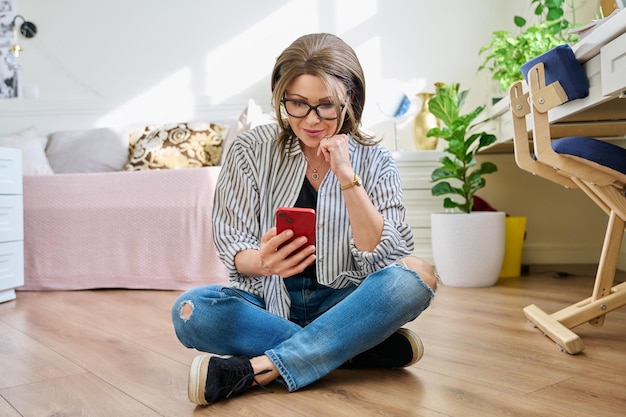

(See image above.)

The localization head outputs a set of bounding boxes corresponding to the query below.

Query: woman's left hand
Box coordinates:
[318,134,354,184]
[318,133,384,252]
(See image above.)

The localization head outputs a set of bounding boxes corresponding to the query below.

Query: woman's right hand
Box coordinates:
[259,227,316,278]
[234,227,316,278]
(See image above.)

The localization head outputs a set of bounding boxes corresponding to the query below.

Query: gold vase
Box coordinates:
[413,92,439,150]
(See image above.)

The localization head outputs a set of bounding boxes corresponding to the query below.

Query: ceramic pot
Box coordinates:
[431,211,505,287]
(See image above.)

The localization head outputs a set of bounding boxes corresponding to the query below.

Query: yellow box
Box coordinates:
[499,216,527,278]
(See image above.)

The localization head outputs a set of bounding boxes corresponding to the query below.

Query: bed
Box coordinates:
[22,166,228,291]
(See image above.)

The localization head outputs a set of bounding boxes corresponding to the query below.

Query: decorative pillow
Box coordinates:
[223,99,274,162]
[124,122,228,171]
[46,127,132,173]
[0,127,54,175]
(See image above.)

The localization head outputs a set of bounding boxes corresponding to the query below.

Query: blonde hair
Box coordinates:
[271,33,377,153]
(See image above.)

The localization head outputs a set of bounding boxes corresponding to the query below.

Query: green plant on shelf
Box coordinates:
[478,0,579,92]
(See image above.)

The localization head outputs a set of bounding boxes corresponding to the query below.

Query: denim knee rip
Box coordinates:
[177,300,195,322]
[393,260,438,298]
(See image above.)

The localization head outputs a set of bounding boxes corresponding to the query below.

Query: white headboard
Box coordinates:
[0,97,246,136]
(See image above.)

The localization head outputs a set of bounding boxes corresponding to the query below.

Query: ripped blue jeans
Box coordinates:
[171,262,436,392]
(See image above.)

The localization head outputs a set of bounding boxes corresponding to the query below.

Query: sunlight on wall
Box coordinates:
[335,0,376,32]
[98,1,332,126]
[98,67,196,127]
[96,0,418,135]
[358,35,429,151]
[203,2,322,104]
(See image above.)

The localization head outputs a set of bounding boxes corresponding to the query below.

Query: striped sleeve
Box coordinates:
[316,141,414,287]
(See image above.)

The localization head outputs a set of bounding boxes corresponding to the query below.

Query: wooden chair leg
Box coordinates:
[524,281,626,354]
[524,211,626,354]
[524,304,585,354]
[589,211,624,326]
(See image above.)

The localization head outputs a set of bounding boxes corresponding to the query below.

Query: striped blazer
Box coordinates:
[212,123,414,318]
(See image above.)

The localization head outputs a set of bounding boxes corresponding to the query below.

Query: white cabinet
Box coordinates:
[393,151,444,263]
[0,148,24,303]
[601,30,626,97]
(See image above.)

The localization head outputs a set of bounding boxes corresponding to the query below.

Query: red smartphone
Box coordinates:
[275,207,316,248]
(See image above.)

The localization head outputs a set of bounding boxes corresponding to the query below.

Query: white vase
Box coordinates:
[431,212,506,287]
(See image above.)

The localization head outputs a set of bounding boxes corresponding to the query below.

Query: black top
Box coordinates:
[294,177,317,279]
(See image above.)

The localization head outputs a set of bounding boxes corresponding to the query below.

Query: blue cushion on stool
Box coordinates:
[552,136,626,175]
[521,44,589,102]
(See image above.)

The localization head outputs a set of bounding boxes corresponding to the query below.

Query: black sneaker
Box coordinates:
[343,328,424,369]
[189,355,264,405]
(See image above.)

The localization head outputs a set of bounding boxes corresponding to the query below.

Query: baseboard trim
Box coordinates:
[524,242,625,268]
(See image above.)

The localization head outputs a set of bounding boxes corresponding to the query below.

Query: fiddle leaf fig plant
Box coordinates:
[427,83,497,213]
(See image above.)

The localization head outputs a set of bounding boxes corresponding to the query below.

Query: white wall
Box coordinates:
[7,1,599,138]
[6,0,524,136]
[5,0,621,269]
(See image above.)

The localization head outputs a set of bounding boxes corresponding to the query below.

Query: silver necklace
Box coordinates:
[304,155,325,181]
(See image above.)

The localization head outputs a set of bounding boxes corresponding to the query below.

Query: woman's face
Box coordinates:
[284,74,347,150]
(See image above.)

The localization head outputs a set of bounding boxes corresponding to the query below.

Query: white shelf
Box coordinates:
[393,151,444,263]
[0,148,24,303]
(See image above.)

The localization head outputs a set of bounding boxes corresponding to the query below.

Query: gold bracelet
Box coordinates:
[340,173,362,190]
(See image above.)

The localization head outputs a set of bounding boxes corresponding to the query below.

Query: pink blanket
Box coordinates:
[22,167,228,291]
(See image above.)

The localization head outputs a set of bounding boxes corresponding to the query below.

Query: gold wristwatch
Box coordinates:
[340,173,362,190]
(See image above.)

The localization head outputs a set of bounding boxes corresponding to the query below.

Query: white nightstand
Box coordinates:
[0,148,24,303]
[393,151,444,263]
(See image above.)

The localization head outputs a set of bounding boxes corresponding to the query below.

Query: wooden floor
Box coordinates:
[1,264,625,417]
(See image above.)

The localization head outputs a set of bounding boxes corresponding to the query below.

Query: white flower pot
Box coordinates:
[431,211,506,287]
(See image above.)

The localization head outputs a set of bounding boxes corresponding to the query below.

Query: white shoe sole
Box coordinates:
[397,328,424,367]
[188,355,211,405]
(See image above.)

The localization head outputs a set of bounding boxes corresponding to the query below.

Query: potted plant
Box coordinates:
[478,0,577,93]
[426,82,505,287]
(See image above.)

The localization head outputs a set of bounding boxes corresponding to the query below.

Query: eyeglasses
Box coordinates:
[281,98,345,120]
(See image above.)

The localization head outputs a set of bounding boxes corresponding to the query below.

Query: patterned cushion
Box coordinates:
[124,122,228,171]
